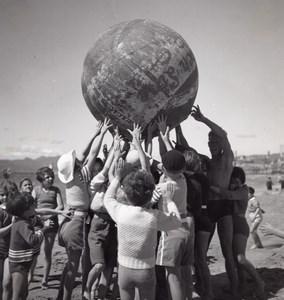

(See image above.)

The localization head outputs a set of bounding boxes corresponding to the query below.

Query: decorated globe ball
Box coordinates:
[82,19,198,138]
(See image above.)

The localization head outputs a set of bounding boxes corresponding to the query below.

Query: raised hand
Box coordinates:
[191,105,205,122]
[147,122,157,137]
[94,121,103,135]
[156,115,168,135]
[115,158,125,180]
[101,118,113,134]
[127,123,143,148]
[159,126,170,143]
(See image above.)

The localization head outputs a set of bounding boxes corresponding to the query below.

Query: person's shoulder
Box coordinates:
[34,185,41,193]
[51,186,61,193]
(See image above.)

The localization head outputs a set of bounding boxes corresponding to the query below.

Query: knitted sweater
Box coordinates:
[9,218,45,263]
[104,178,181,270]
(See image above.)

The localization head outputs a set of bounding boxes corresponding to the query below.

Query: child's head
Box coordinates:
[0,184,8,205]
[91,158,104,178]
[198,154,211,175]
[0,180,19,201]
[6,192,35,218]
[229,166,246,190]
[19,178,33,194]
[183,150,200,173]
[121,170,155,207]
[248,186,255,198]
[36,167,55,188]
[161,150,186,175]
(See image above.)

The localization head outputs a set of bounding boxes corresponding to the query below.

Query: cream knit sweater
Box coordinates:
[104,178,181,269]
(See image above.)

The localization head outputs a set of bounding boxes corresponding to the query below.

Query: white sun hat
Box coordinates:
[57,150,76,184]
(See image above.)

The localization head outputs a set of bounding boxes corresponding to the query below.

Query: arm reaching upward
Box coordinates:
[127,123,150,172]
[76,121,102,162]
[191,105,234,159]
[84,118,113,172]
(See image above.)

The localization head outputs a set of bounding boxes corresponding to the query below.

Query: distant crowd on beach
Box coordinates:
[1,105,284,300]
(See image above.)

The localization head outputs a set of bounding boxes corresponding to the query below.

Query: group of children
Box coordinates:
[0,106,268,300]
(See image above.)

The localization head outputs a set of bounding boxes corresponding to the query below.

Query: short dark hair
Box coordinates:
[6,192,34,217]
[36,167,54,183]
[122,170,155,207]
[162,150,185,173]
[231,167,246,184]
[248,186,255,195]
[0,180,19,197]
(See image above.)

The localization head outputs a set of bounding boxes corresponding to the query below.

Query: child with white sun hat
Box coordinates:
[56,118,112,300]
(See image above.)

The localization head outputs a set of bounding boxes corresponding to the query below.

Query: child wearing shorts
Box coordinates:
[56,118,112,300]
[155,150,194,300]
[84,141,120,300]
[6,193,50,300]
[104,158,181,300]
[32,167,63,289]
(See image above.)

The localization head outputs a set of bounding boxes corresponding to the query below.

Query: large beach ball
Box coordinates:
[82,19,198,139]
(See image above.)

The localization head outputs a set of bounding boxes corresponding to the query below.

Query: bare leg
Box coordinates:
[217,215,238,296]
[11,271,29,300]
[81,224,92,295]
[250,220,263,249]
[97,266,114,300]
[138,283,155,300]
[42,232,56,288]
[194,231,214,299]
[84,263,104,300]
[57,248,82,300]
[233,233,265,298]
[2,258,12,300]
[165,266,184,300]
[28,256,38,284]
[181,265,193,300]
[119,286,135,300]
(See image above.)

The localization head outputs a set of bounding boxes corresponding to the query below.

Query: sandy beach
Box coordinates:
[27,175,284,300]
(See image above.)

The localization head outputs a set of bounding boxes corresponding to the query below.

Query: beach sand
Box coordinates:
[27,176,284,300]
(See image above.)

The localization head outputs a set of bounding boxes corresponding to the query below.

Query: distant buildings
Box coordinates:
[235,152,284,174]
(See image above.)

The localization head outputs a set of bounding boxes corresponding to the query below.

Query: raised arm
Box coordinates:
[191,105,233,157]
[127,123,150,172]
[104,158,125,222]
[145,122,157,155]
[156,115,174,154]
[84,118,112,172]
[76,121,102,162]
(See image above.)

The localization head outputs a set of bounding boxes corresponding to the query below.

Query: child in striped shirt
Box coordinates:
[6,193,50,300]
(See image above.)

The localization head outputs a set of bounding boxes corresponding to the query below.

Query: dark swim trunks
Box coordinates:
[233,215,249,237]
[195,209,216,233]
[207,200,233,223]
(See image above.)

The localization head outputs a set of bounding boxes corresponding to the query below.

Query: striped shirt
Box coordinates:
[9,218,44,263]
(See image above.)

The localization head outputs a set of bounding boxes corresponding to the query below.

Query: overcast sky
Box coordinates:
[1,0,283,160]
